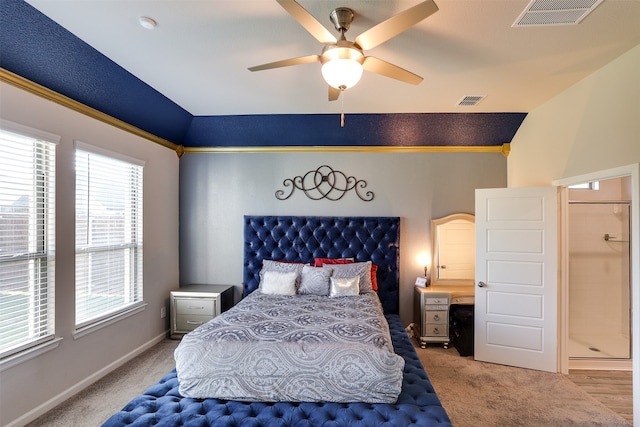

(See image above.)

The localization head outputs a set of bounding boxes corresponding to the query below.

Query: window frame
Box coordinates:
[73,141,145,335]
[0,119,58,363]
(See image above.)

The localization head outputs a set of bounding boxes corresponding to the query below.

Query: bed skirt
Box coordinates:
[102,315,452,426]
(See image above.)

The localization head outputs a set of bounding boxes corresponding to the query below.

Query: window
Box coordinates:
[0,121,57,358]
[75,142,144,329]
[569,181,600,190]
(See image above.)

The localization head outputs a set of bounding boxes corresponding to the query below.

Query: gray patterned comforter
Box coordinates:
[174,291,405,403]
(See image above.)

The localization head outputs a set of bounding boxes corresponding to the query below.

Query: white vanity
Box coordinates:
[413,213,476,350]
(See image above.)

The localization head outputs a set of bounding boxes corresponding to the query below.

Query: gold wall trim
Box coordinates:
[501,143,511,157]
[183,144,510,155]
[0,68,181,155]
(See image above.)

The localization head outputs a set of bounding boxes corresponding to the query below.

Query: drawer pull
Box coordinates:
[188,305,205,310]
[433,328,440,334]
[186,320,204,325]
[433,314,440,321]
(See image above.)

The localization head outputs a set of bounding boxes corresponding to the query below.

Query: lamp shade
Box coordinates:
[320,46,364,90]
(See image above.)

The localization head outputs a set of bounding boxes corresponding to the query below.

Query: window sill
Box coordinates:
[0,337,63,372]
[73,303,147,340]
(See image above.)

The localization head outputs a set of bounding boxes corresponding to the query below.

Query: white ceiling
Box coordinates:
[25,0,640,116]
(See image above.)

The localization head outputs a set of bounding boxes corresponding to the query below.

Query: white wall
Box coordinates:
[508,44,640,186]
[179,151,508,326]
[0,82,180,426]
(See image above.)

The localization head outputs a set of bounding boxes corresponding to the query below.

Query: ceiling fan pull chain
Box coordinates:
[340,86,345,127]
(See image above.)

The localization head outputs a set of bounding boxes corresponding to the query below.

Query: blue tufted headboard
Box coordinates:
[243,216,400,314]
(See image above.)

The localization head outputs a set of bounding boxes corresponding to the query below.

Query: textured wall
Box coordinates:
[178,150,507,325]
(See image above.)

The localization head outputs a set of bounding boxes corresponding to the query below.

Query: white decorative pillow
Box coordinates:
[329,276,360,297]
[259,260,305,288]
[298,265,333,296]
[325,261,373,293]
[260,271,297,295]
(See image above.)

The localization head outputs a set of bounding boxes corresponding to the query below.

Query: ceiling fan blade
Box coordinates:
[355,0,439,51]
[276,0,337,44]
[248,55,320,72]
[362,56,423,85]
[328,86,340,101]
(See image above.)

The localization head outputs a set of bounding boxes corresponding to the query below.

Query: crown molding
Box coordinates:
[0,68,181,155]
[182,144,510,155]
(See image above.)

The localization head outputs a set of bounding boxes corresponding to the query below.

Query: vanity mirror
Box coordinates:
[431,213,475,286]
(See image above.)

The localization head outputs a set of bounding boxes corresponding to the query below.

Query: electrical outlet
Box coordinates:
[160,307,166,319]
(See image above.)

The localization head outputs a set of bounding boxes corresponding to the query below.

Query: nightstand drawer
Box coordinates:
[175,314,212,332]
[424,324,448,337]
[175,298,215,315]
[424,310,448,323]
[426,297,448,305]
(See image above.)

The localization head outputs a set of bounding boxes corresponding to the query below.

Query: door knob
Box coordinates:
[477,281,486,287]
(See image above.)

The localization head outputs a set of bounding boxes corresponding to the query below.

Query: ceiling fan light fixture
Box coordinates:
[320,46,364,90]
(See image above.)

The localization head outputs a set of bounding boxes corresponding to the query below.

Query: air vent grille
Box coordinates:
[457,95,485,107]
[513,0,604,26]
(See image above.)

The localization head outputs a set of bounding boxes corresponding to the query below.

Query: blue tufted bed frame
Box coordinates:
[103,216,452,426]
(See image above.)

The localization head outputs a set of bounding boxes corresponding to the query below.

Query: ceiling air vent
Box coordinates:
[513,0,604,27]
[457,95,485,107]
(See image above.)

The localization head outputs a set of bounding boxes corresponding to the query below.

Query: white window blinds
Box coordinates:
[75,142,143,328]
[0,123,57,358]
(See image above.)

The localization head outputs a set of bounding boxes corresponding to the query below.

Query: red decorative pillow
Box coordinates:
[370,263,378,291]
[315,258,378,292]
[313,258,354,268]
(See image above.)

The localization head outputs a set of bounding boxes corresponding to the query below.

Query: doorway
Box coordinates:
[554,164,639,426]
[568,198,631,361]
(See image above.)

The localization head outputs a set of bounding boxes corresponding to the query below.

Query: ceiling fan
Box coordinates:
[248,0,439,101]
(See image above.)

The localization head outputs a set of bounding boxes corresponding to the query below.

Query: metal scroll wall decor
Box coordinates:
[275,165,374,202]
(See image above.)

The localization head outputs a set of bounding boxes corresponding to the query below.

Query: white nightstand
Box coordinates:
[170,284,234,339]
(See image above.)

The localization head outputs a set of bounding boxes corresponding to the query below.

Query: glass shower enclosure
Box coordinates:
[568,202,631,359]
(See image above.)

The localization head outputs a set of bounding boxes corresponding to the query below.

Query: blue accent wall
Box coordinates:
[185,113,527,147]
[1,0,526,148]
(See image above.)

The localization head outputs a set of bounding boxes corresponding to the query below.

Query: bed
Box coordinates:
[102,216,452,426]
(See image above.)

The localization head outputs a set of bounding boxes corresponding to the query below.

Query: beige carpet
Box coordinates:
[28,338,631,426]
[417,343,632,427]
[27,339,180,427]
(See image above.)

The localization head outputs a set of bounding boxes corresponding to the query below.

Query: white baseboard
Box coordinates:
[5,331,168,427]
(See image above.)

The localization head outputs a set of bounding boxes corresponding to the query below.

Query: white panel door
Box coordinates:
[475,187,558,372]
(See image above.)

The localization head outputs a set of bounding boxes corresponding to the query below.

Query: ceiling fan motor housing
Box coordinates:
[329,7,354,32]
